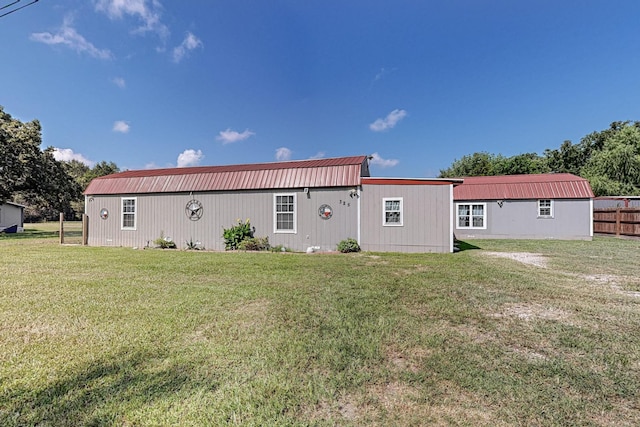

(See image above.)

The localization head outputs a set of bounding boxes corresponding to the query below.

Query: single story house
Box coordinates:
[84,156,462,253]
[453,173,594,240]
[0,202,25,232]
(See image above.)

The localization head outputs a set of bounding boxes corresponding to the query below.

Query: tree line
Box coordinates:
[439,121,640,196]
[1,106,118,222]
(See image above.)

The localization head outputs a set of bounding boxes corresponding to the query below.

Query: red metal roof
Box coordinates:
[85,156,369,195]
[362,178,463,186]
[454,173,594,200]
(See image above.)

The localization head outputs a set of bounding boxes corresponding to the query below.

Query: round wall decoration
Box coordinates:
[185,199,203,221]
[318,204,333,219]
[100,208,109,220]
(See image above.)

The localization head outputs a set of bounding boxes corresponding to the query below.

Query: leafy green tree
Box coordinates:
[544,140,586,174]
[580,125,640,196]
[494,153,550,175]
[64,160,119,218]
[439,152,501,177]
[0,106,44,204]
[439,152,549,177]
[1,106,84,220]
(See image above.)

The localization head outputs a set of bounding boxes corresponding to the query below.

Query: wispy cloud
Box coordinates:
[177,149,204,167]
[372,67,397,83]
[95,0,169,38]
[309,152,326,159]
[52,148,95,166]
[30,16,113,60]
[275,147,292,161]
[112,121,130,133]
[369,152,399,168]
[112,77,126,88]
[216,128,255,144]
[369,109,407,132]
[172,32,203,63]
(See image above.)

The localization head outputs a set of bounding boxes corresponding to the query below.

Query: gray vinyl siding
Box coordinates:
[0,203,23,228]
[86,187,358,251]
[359,184,453,253]
[454,199,592,240]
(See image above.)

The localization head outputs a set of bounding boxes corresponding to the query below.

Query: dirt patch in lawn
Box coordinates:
[491,302,569,322]
[483,252,548,268]
[579,274,640,298]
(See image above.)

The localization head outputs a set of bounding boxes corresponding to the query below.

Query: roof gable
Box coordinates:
[85,156,369,195]
[454,173,594,200]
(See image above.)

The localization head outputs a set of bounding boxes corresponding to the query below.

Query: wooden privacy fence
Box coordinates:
[593,208,640,237]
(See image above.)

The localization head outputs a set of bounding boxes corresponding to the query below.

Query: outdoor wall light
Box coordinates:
[497,200,504,208]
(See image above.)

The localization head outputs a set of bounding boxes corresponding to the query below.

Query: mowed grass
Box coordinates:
[1,226,639,426]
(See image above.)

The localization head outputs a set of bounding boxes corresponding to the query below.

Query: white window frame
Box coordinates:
[121,197,137,230]
[538,199,554,218]
[456,203,487,229]
[383,197,403,227]
[274,193,297,234]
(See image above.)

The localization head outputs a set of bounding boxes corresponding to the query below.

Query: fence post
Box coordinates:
[59,212,64,244]
[615,208,621,236]
[82,214,88,246]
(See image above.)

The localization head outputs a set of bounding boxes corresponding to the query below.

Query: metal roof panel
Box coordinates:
[454,173,594,200]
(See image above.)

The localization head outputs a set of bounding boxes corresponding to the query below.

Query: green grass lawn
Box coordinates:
[1,226,639,426]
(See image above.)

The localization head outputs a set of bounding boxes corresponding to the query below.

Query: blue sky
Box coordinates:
[2,1,640,177]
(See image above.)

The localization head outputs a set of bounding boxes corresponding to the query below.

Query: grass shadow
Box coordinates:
[0,348,200,426]
[455,240,482,251]
[0,229,59,240]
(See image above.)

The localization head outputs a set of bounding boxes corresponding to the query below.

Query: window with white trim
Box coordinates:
[383,198,403,226]
[456,203,486,229]
[121,197,137,230]
[274,193,296,233]
[538,199,553,218]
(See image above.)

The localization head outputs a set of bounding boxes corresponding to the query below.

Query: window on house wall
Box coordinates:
[538,199,553,218]
[383,198,403,226]
[121,197,137,230]
[457,203,486,229]
[274,193,296,233]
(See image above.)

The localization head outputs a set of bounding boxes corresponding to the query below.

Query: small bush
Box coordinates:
[154,231,176,249]
[270,244,289,253]
[185,238,204,250]
[223,219,253,250]
[238,236,270,251]
[337,238,360,253]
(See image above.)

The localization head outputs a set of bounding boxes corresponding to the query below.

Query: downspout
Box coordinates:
[449,184,454,253]
[357,186,361,245]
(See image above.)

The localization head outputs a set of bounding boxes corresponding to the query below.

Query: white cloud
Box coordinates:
[177,149,204,167]
[369,109,407,132]
[275,147,292,161]
[112,121,130,133]
[372,67,398,84]
[172,32,203,63]
[112,77,126,88]
[216,128,255,144]
[30,16,113,59]
[51,148,95,166]
[95,0,169,38]
[369,152,399,168]
[309,152,326,159]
